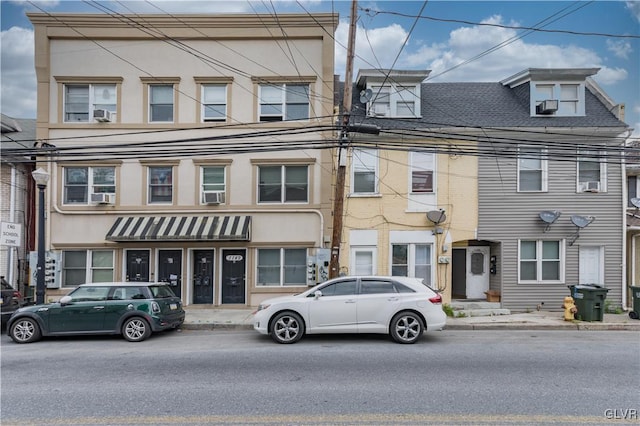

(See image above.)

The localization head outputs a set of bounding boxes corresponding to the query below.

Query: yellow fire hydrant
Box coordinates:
[562,296,578,321]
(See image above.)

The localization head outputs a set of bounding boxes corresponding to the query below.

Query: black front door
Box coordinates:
[221,249,246,304]
[192,250,214,304]
[452,248,466,299]
[126,250,150,282]
[158,250,182,299]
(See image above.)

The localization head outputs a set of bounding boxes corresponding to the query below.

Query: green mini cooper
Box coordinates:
[7,282,185,343]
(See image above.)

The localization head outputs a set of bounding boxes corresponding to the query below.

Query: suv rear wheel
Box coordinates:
[390,311,424,344]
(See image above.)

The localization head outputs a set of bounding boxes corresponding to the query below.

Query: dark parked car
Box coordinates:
[7,282,185,343]
[1,277,24,328]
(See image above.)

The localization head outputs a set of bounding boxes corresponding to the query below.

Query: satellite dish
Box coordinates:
[359,88,373,103]
[539,210,561,224]
[631,198,640,208]
[570,215,594,228]
[426,210,447,225]
[539,210,561,232]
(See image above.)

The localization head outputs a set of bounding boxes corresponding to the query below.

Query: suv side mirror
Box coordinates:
[59,295,72,305]
[313,290,322,299]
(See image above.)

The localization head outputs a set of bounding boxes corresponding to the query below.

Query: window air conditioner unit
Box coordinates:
[203,191,225,205]
[536,100,558,115]
[93,109,113,122]
[583,181,600,193]
[369,104,389,117]
[90,193,115,204]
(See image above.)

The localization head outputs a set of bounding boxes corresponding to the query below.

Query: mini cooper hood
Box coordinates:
[15,301,60,313]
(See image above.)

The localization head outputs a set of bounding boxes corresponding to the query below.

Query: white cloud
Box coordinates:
[376,15,630,87]
[336,20,410,78]
[627,1,640,22]
[607,39,632,59]
[1,26,36,119]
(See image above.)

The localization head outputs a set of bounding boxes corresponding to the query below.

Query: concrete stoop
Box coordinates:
[450,300,511,318]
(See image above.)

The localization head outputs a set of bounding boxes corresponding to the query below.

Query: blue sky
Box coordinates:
[1,0,639,136]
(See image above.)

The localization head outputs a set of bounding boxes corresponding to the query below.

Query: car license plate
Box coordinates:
[170,303,177,310]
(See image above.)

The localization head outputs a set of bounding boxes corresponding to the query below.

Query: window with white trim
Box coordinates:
[200,166,226,203]
[148,166,173,204]
[256,248,307,286]
[202,84,227,122]
[258,165,308,203]
[411,151,435,193]
[351,247,376,275]
[368,84,420,118]
[62,250,114,287]
[518,146,547,192]
[532,82,584,116]
[577,150,606,193]
[259,84,310,121]
[149,84,174,122]
[391,243,432,285]
[519,240,563,283]
[351,148,378,194]
[64,84,116,122]
[64,166,115,204]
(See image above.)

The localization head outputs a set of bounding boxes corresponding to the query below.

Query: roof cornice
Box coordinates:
[501,68,600,88]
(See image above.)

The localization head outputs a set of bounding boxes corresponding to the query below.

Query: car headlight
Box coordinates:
[256,303,270,312]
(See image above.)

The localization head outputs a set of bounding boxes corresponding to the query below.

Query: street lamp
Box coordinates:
[31,167,49,304]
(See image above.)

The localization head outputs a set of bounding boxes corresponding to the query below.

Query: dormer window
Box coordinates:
[356,69,429,119]
[533,82,584,116]
[367,84,419,118]
[501,68,598,118]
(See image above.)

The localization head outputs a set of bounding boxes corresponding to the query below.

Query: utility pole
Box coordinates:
[329,0,358,279]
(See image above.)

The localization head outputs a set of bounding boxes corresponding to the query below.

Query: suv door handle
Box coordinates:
[93,306,105,310]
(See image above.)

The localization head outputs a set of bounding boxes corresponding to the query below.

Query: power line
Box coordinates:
[362,6,640,39]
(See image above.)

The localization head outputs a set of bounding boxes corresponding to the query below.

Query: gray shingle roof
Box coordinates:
[348,81,628,130]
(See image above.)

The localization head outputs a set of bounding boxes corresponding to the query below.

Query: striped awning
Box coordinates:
[106,215,251,241]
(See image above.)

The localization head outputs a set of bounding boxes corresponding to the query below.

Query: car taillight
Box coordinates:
[429,294,442,304]
[151,301,160,313]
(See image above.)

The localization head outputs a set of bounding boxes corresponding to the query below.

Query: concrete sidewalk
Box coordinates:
[181,307,640,331]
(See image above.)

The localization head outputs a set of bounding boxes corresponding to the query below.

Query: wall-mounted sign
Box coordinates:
[0,222,22,247]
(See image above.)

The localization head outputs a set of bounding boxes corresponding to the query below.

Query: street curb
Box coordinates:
[444,323,640,331]
[181,323,254,331]
[178,323,640,332]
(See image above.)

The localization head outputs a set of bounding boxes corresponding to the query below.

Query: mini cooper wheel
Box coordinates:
[270,311,304,344]
[390,312,424,344]
[122,317,151,342]
[9,317,41,344]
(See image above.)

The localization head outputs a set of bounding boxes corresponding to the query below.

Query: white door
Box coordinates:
[466,247,490,299]
[579,246,603,285]
[307,279,358,332]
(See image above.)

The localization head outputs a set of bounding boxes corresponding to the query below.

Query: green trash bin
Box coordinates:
[568,284,609,322]
[629,286,640,320]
